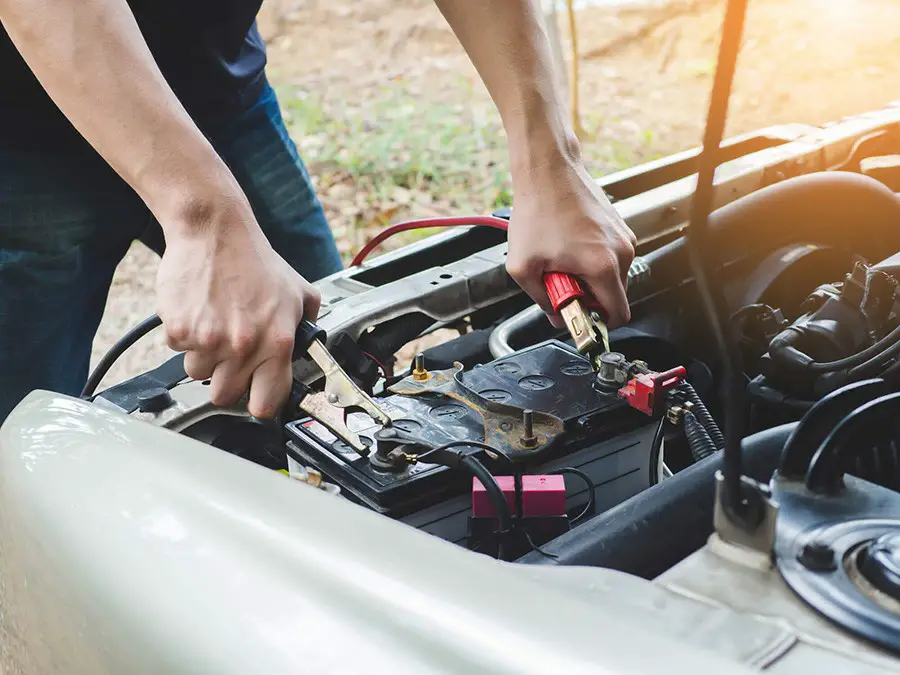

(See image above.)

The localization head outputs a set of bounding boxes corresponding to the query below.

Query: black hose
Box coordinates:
[459,454,513,560]
[81,313,163,398]
[848,335,900,378]
[680,382,725,451]
[683,410,718,461]
[807,324,900,373]
[684,0,753,525]
[879,359,900,383]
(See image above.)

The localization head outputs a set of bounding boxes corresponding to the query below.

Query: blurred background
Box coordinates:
[92,0,900,387]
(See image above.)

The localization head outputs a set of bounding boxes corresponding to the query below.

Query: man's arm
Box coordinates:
[435,0,636,327]
[1,0,316,418]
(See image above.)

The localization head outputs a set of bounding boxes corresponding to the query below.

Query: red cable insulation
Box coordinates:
[349,216,509,267]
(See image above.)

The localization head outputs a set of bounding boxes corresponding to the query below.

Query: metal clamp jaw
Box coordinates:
[544,272,610,365]
[292,319,391,456]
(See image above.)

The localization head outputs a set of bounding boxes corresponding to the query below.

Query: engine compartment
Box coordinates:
[0,94,896,675]
[90,105,900,572]
[68,104,900,667]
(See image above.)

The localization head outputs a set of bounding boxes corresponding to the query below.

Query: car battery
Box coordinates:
[284,340,658,537]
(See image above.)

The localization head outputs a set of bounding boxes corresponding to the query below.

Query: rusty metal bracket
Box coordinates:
[388,363,565,461]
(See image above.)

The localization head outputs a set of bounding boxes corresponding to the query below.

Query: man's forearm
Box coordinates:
[0,0,243,233]
[434,0,580,186]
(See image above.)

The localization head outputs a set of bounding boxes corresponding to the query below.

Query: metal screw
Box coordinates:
[327,393,339,404]
[520,409,537,448]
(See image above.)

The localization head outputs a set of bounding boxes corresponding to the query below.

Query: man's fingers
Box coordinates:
[517,273,566,328]
[585,262,631,329]
[302,286,322,321]
[162,318,191,353]
[546,312,565,330]
[208,357,253,409]
[506,257,555,315]
[184,350,217,382]
[247,356,293,420]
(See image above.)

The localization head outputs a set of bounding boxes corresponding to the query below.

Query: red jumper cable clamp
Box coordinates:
[543,272,610,360]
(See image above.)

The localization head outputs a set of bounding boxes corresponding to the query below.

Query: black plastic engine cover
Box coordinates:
[285,341,653,519]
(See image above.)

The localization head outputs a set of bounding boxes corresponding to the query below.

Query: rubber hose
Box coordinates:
[680,382,725,451]
[848,335,900,378]
[807,324,900,373]
[683,410,719,461]
[879,359,900,383]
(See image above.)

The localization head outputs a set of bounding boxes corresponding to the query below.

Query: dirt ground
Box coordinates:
[90,0,900,389]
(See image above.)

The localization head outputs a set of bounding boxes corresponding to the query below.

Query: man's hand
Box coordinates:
[435,0,636,327]
[506,156,636,329]
[1,0,317,417]
[156,199,319,420]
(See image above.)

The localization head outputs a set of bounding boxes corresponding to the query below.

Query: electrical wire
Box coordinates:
[350,216,509,267]
[650,417,666,480]
[683,0,752,525]
[548,467,596,525]
[361,350,391,383]
[459,454,513,561]
[81,313,163,398]
[523,529,560,560]
[414,439,507,464]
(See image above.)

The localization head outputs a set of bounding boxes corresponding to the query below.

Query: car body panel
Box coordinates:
[0,391,752,674]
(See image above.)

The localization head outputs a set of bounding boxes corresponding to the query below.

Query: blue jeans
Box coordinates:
[0,81,342,422]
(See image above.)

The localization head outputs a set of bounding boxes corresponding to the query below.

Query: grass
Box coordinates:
[281,82,510,197]
[277,79,663,259]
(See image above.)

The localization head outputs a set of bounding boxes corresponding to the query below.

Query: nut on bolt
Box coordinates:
[412,352,430,382]
[520,409,538,448]
[666,405,683,425]
[798,541,837,572]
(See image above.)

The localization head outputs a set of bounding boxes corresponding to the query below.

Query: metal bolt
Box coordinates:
[520,409,537,448]
[327,393,339,404]
[597,352,627,387]
[798,541,837,572]
[413,352,430,382]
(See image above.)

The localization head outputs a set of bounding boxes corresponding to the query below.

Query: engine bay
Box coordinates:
[82,101,900,663]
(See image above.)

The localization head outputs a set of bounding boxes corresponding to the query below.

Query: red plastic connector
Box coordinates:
[520,475,567,517]
[618,366,687,416]
[472,475,567,518]
[544,272,586,312]
[472,476,516,517]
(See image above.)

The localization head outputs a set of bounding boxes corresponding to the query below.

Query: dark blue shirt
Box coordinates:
[0,0,267,148]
